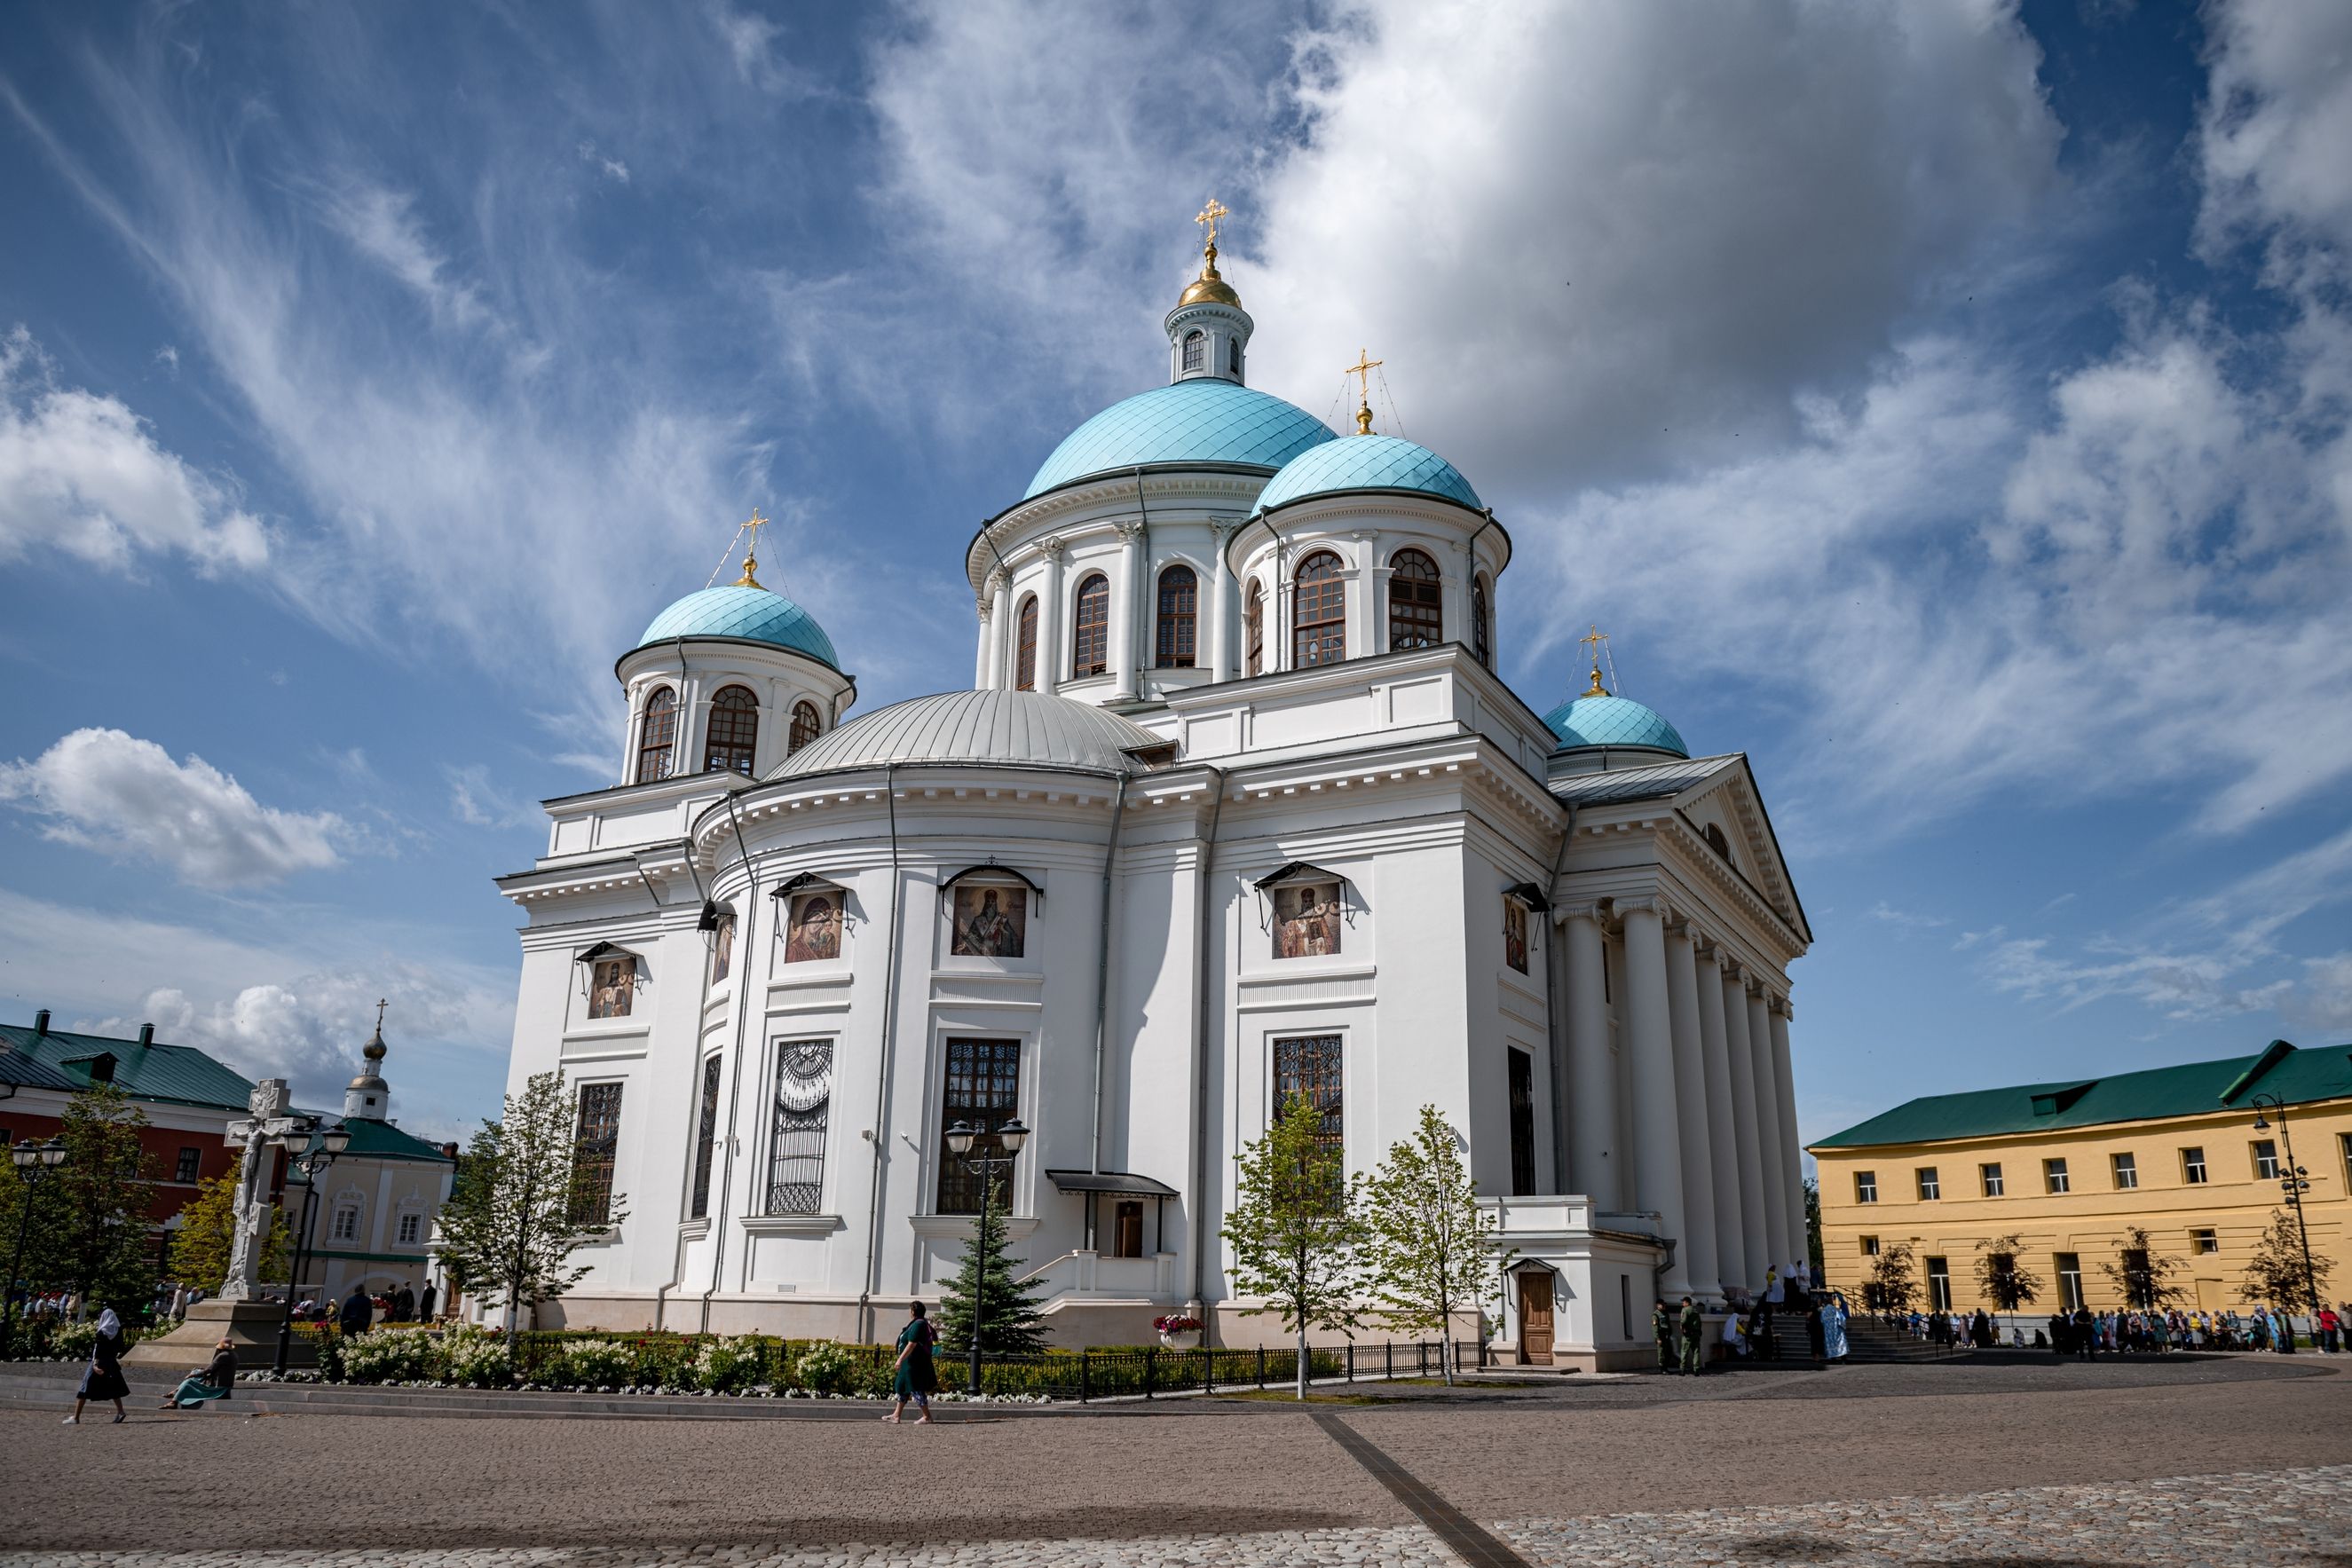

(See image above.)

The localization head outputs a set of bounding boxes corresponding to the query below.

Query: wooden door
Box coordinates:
[1518,1272,1554,1365]
[1113,1201,1144,1258]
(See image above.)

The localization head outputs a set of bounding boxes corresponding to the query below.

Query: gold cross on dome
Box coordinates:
[1195,196,1229,250]
[735,509,768,588]
[1580,625,1611,697]
[374,998,388,1028]
[1346,348,1384,435]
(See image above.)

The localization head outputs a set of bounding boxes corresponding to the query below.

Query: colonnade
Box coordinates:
[1557,897,1802,1300]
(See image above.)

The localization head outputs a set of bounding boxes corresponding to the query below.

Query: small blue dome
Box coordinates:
[1543,694,1688,756]
[1026,380,1337,499]
[1257,434,1482,515]
[638,585,839,669]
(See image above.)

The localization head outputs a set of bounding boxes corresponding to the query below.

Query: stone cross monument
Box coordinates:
[218,1078,304,1304]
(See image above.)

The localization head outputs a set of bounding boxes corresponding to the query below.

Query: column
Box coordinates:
[1771,997,1805,1272]
[1208,524,1235,683]
[1662,918,1721,1301]
[1113,521,1144,699]
[1618,901,1690,1296]
[1038,539,1065,697]
[1747,983,1792,1277]
[991,571,1013,689]
[972,595,992,689]
[1562,907,1617,1209]
[1719,960,1769,1287]
[1693,942,1748,1293]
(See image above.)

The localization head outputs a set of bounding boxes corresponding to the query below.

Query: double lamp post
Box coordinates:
[3,1137,70,1359]
[2248,1091,2324,1326]
[942,1116,1027,1397]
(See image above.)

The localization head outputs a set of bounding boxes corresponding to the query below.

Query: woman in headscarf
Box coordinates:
[160,1336,241,1410]
[1820,1290,1851,1362]
[67,1307,130,1424]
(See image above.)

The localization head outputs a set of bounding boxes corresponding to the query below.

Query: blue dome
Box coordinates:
[638,585,839,669]
[1257,434,1482,515]
[1025,380,1338,499]
[1543,694,1688,756]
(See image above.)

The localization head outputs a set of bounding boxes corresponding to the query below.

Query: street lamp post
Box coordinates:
[942,1117,1028,1397]
[2251,1093,2323,1335]
[272,1121,352,1375]
[2,1138,69,1359]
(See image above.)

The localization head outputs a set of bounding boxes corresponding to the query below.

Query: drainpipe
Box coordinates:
[1543,803,1580,1196]
[1088,772,1133,1173]
[856,763,905,1343]
[1186,767,1230,1313]
[698,792,763,1332]
[1133,468,1151,692]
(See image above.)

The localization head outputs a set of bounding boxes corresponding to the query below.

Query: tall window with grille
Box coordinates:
[1070,573,1109,678]
[702,684,759,773]
[1292,550,1346,666]
[1243,580,1264,674]
[1014,595,1038,689]
[937,1037,1021,1214]
[1507,1047,1535,1196]
[635,686,678,783]
[688,1054,722,1219]
[569,1082,624,1225]
[768,1042,833,1215]
[1156,563,1197,667]
[1387,548,1442,650]
[788,700,822,754]
[1272,1034,1343,1155]
[1471,577,1492,667]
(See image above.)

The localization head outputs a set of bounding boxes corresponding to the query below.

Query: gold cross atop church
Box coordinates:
[735,509,769,588]
[1346,348,1384,435]
[1581,625,1611,697]
[1195,196,1229,251]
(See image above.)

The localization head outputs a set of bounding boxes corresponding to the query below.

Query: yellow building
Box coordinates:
[1809,1040,2349,1315]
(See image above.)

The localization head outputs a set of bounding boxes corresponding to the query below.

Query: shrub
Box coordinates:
[339,1328,441,1385]
[552,1337,638,1389]
[691,1335,764,1392]
[794,1341,854,1394]
[442,1327,514,1388]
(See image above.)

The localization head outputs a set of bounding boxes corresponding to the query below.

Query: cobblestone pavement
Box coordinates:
[5,1359,2347,1564]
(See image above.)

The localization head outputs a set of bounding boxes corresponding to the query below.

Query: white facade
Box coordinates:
[493,260,1812,1369]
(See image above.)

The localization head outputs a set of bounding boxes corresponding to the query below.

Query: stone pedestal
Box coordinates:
[124,1297,295,1368]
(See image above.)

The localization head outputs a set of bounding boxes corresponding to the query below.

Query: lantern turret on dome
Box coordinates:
[343,1000,392,1122]
[1164,197,1253,387]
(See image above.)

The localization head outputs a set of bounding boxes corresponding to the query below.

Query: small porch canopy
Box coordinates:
[1046,1170,1178,1254]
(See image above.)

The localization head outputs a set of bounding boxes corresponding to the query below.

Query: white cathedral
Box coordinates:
[494,219,1813,1370]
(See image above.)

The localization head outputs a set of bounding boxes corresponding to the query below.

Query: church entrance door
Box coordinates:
[1112,1201,1144,1259]
[1517,1272,1554,1365]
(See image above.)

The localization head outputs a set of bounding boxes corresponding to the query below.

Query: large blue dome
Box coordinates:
[638,585,839,670]
[1543,694,1688,756]
[1257,434,1482,515]
[1025,380,1338,499]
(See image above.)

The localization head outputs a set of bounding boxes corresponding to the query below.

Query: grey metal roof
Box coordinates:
[1046,1169,1180,1197]
[1546,752,1740,807]
[770,689,1162,780]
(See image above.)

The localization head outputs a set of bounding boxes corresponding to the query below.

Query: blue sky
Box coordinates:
[1,1,2347,1148]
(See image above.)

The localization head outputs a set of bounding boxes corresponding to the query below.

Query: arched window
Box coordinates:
[635,686,678,784]
[702,684,759,774]
[1182,329,1205,374]
[1292,550,1346,667]
[1156,563,1197,668]
[788,700,822,754]
[1472,578,1493,668]
[1227,338,1242,377]
[1388,548,1442,651]
[1703,823,1732,863]
[1014,594,1038,689]
[1070,571,1109,678]
[1244,579,1264,675]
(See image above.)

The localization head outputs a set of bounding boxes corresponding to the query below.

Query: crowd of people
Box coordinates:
[1656,1262,1852,1373]
[2040,1303,2345,1356]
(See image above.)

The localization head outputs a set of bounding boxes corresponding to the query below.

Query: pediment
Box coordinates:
[1673,760,1809,947]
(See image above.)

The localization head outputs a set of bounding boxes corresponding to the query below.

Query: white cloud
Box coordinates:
[576,140,629,185]
[443,762,539,831]
[1867,902,1948,933]
[0,325,267,572]
[0,729,346,887]
[2198,2,2352,280]
[315,182,494,333]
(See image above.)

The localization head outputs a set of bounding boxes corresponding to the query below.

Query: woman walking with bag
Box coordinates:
[67,1307,130,1424]
[886,1301,937,1424]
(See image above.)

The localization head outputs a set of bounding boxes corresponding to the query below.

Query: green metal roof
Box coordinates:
[0,1023,256,1111]
[289,1112,454,1164]
[1811,1040,2352,1150]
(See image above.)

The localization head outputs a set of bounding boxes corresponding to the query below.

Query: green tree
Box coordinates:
[163,1171,291,1294]
[1361,1105,1508,1385]
[1803,1177,1825,1279]
[1973,1233,2041,1312]
[2098,1225,2187,1311]
[432,1071,622,1344]
[935,1172,1050,1356]
[1222,1092,1369,1399]
[2239,1208,2332,1312]
[1861,1240,1919,1316]
[0,1083,159,1316]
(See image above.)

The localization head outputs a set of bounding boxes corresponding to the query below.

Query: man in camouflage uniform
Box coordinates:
[1653,1299,1677,1372]
[1679,1296,1705,1375]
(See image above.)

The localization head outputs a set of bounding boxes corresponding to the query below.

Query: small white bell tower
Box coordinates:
[1165,196,1253,385]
